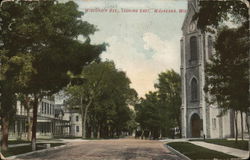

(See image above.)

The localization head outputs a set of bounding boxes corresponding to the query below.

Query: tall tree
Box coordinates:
[194,0,249,142]
[0,50,34,151]
[135,92,162,139]
[65,61,137,139]
[0,0,106,151]
[204,26,249,142]
[135,70,181,139]
[155,70,182,137]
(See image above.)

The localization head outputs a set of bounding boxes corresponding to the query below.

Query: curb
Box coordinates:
[165,144,191,160]
[6,144,67,159]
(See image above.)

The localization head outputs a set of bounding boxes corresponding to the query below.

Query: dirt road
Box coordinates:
[16,139,180,160]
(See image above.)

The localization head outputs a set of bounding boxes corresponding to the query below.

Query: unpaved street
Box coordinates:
[16,139,180,160]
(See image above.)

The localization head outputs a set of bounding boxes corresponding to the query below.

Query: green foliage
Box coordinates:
[65,61,137,138]
[0,0,106,96]
[205,26,249,114]
[135,70,181,138]
[135,92,162,138]
[194,0,248,33]
[0,0,106,150]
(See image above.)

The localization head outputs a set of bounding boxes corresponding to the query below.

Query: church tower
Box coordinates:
[181,0,248,139]
[180,0,210,138]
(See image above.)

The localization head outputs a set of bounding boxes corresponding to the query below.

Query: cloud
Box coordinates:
[101,32,180,97]
[143,32,180,72]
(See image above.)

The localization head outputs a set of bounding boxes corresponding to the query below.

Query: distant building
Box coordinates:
[58,104,82,137]
[181,0,248,138]
[6,97,76,139]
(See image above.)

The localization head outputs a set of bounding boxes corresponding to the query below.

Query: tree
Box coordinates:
[0,0,106,151]
[0,50,34,151]
[17,94,33,141]
[135,92,162,139]
[135,70,181,139]
[204,26,249,142]
[65,61,137,139]
[194,0,249,142]
[155,70,182,137]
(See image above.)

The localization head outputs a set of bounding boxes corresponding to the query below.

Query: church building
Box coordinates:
[180,0,248,138]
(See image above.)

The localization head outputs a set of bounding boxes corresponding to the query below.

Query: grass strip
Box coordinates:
[2,143,65,157]
[203,139,249,151]
[168,142,236,160]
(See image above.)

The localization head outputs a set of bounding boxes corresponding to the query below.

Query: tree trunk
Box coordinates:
[234,111,238,143]
[245,114,249,134]
[97,125,101,139]
[240,111,244,140]
[27,108,32,141]
[1,117,9,151]
[91,127,94,139]
[141,130,144,139]
[159,128,162,139]
[31,95,38,151]
[148,131,151,140]
[82,98,93,139]
[178,119,182,138]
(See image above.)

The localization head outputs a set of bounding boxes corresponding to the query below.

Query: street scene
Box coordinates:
[0,0,249,160]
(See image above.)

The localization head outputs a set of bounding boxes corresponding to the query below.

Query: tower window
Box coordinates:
[208,35,213,58]
[190,36,198,61]
[191,78,198,101]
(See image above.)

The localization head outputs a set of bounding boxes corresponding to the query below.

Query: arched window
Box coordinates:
[191,78,198,101]
[208,35,213,58]
[190,36,198,60]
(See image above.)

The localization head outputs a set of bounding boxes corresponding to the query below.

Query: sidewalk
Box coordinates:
[189,141,249,159]
[8,143,30,148]
[8,139,63,148]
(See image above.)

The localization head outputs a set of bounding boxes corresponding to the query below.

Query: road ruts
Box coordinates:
[15,139,181,160]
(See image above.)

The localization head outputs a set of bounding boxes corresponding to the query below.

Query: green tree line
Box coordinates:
[194,0,249,142]
[64,61,138,139]
[0,0,106,153]
[135,70,181,139]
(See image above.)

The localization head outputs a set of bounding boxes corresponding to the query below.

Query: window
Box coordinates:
[47,104,49,114]
[44,103,46,114]
[50,104,52,115]
[76,116,79,122]
[46,103,49,114]
[76,126,79,132]
[191,78,198,101]
[41,102,44,114]
[208,35,213,58]
[51,105,53,115]
[212,118,217,130]
[190,36,198,61]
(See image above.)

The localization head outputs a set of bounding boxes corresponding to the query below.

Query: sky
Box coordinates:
[74,0,187,98]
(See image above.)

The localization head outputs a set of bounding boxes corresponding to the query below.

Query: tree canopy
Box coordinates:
[65,61,138,138]
[0,0,106,151]
[135,70,181,139]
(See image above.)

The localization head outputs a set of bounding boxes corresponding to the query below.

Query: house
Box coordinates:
[7,96,71,139]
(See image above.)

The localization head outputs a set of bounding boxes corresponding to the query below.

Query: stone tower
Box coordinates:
[180,0,210,138]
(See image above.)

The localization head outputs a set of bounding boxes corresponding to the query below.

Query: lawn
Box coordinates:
[189,139,249,151]
[2,143,65,157]
[204,139,249,151]
[8,140,30,145]
[167,142,236,160]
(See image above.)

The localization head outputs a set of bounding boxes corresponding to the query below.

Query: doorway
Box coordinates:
[191,113,201,138]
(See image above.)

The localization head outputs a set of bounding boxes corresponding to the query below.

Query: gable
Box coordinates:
[181,1,198,33]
